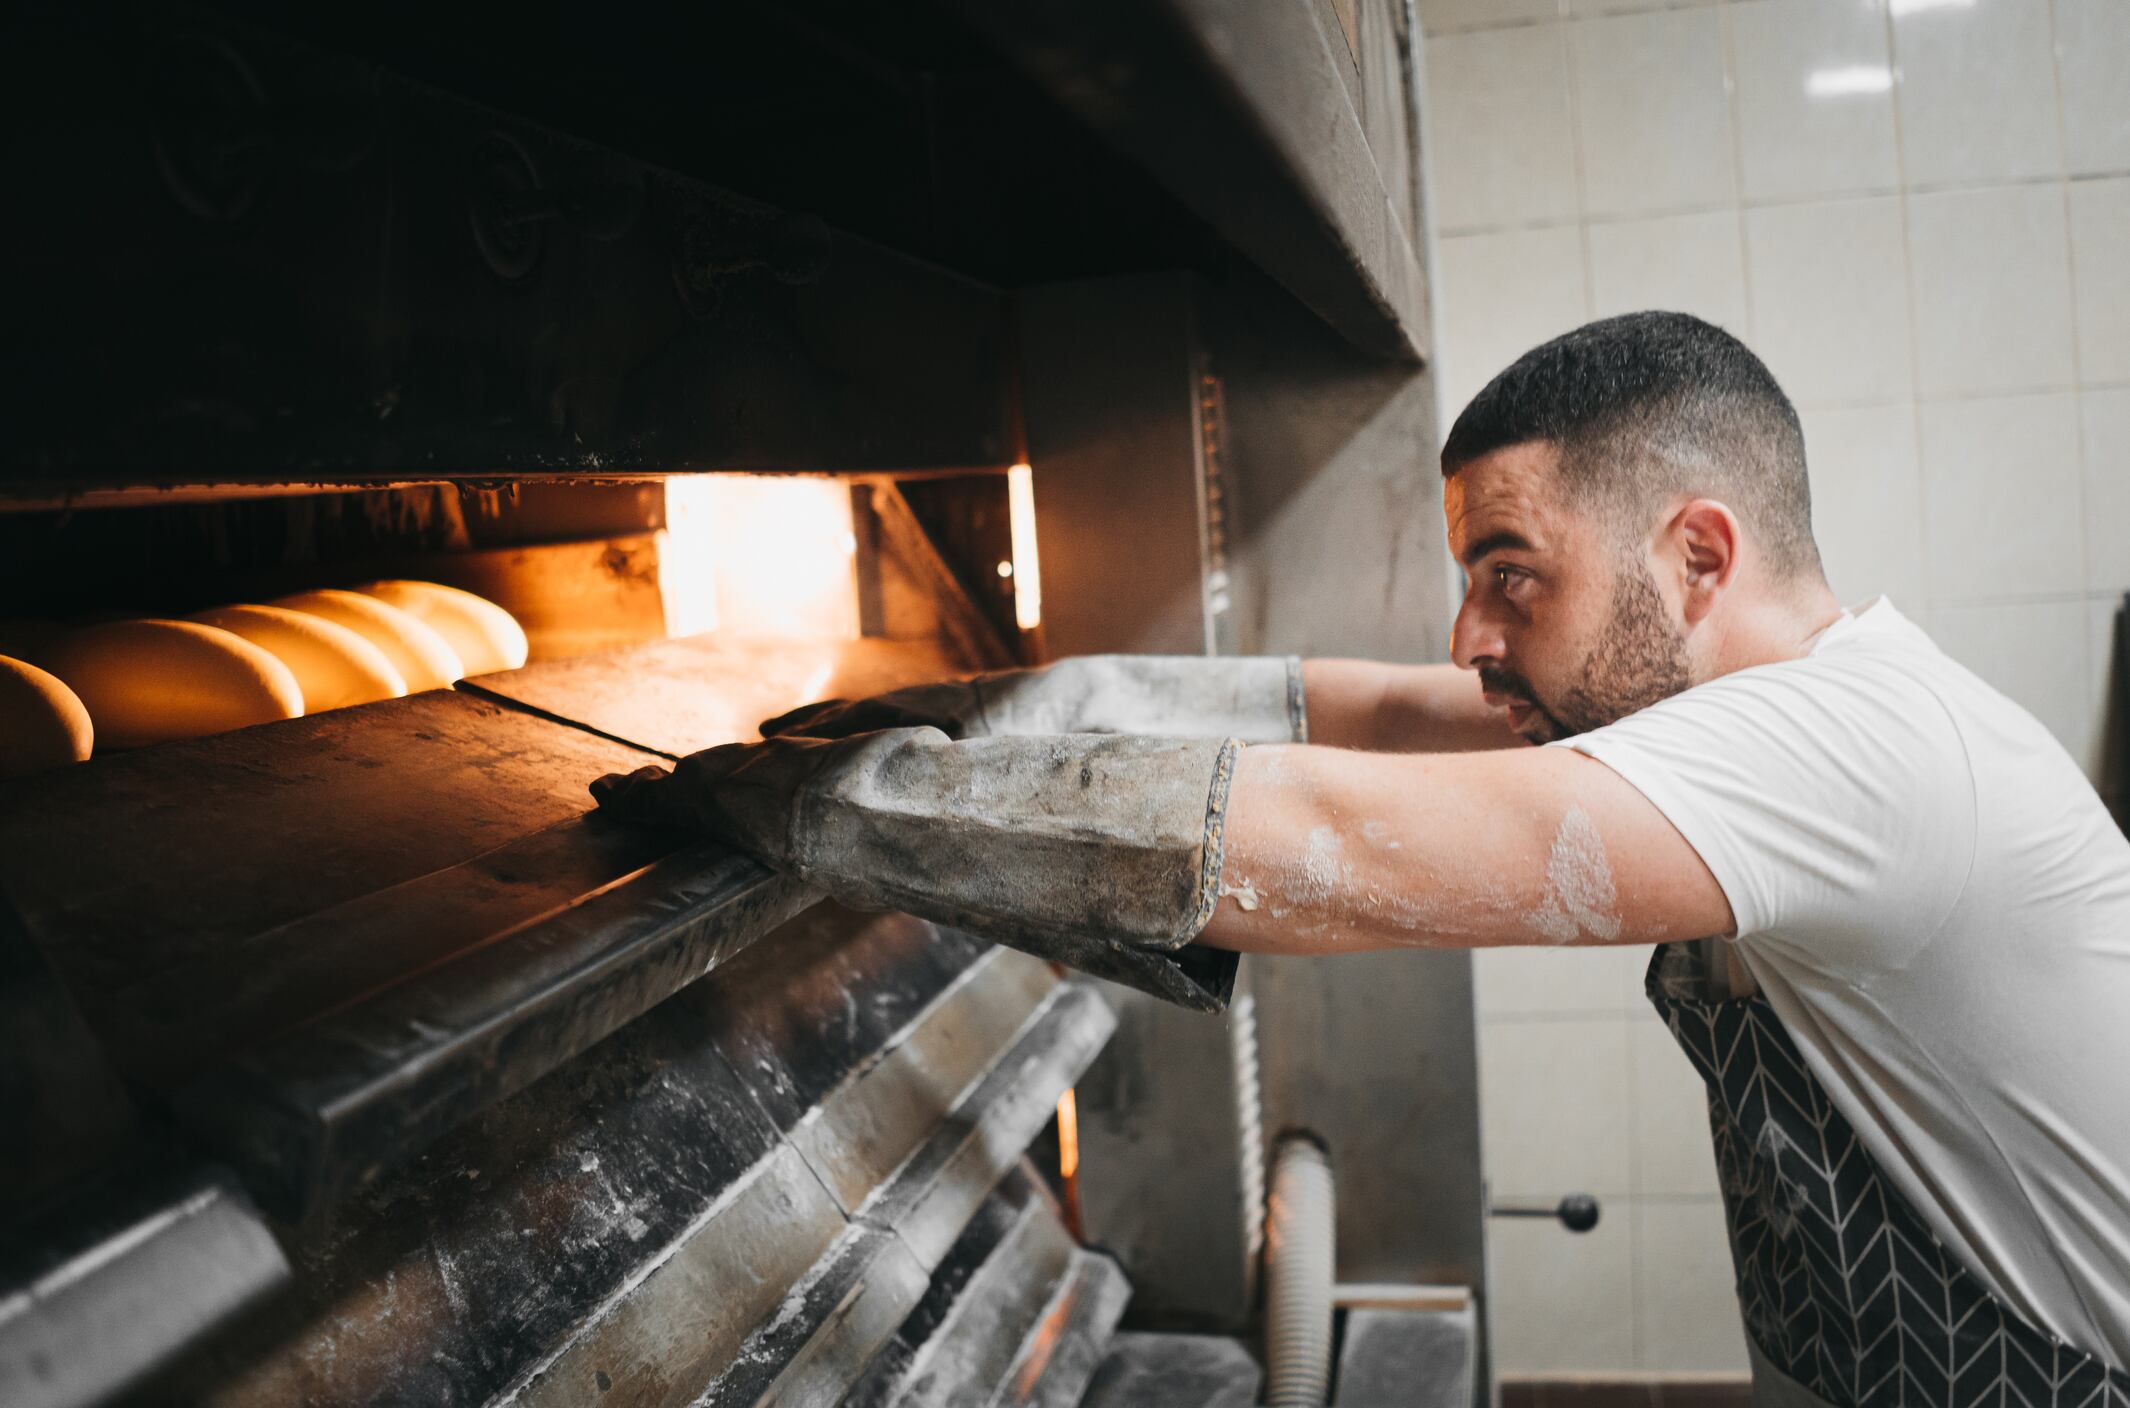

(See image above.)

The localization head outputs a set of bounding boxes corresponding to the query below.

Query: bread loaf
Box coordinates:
[41,621,304,748]
[352,580,529,676]
[0,654,94,776]
[191,604,408,711]
[271,590,463,692]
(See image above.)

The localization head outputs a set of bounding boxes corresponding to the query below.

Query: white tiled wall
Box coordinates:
[1418,0,2130,1377]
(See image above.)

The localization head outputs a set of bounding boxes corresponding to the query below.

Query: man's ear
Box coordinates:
[1665,499,1741,626]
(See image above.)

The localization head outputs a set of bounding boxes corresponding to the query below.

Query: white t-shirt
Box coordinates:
[1557,597,2130,1368]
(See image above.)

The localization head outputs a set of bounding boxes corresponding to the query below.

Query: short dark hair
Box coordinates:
[1441,312,1821,579]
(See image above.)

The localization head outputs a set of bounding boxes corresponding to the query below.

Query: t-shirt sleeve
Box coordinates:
[1550,655,1977,970]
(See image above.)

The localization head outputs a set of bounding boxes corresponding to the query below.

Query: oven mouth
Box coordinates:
[1,468,1035,766]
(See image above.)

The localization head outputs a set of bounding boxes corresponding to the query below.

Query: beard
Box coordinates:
[1480,560,1692,743]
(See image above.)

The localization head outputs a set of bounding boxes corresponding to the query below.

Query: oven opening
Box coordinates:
[0,469,1035,771]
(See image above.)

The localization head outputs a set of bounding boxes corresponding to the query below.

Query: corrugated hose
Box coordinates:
[1263,1132,1336,1407]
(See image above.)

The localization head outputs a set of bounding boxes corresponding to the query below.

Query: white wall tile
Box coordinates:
[1908,185,2076,397]
[1436,226,1590,419]
[1419,0,1561,35]
[1632,1017,1721,1197]
[1730,0,1901,203]
[1573,9,1736,218]
[2056,0,2130,176]
[2087,596,2120,786]
[1426,25,1580,232]
[2069,179,2130,386]
[1479,1017,1634,1198]
[1588,210,1749,330]
[1802,403,1929,610]
[1745,197,1914,406]
[1892,0,2062,186]
[1930,599,2093,766]
[1474,944,1651,1018]
[1920,393,2083,600]
[1570,0,1689,15]
[1488,1206,1636,1372]
[2081,388,2130,593]
[1634,1200,1750,1373]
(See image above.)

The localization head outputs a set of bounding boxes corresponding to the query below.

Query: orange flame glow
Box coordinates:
[1056,1086,1080,1181]
[659,476,859,640]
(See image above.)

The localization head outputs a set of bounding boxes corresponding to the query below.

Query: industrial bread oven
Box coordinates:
[1,3,1487,1404]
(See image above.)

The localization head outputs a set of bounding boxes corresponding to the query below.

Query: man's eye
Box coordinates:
[1493,564,1523,591]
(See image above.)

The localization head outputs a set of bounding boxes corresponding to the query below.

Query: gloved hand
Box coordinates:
[592,728,1246,1011]
[758,654,1307,744]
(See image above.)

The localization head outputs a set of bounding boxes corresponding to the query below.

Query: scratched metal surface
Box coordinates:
[0,1157,290,1408]
[842,1167,1130,1408]
[1077,1332,1263,1408]
[133,922,804,1408]
[125,908,1113,1408]
[172,833,816,1220]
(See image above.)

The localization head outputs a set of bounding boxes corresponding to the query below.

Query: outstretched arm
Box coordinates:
[1199,742,1732,954]
[1300,659,1522,753]
[589,724,1728,1007]
[763,653,1517,755]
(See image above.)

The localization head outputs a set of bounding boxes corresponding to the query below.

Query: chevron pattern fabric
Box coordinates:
[1646,944,2129,1408]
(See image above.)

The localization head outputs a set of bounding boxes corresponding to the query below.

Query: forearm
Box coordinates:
[1200,744,1525,954]
[1300,659,1522,754]
[1197,743,1731,955]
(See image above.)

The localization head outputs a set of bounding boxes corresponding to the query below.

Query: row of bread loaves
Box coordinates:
[0,581,526,776]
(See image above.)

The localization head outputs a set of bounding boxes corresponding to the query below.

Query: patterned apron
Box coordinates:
[1646,941,2130,1408]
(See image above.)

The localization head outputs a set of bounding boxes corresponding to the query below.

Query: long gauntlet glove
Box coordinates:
[593,729,1243,1011]
[759,654,1307,745]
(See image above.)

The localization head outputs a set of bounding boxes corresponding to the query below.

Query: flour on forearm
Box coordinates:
[1523,804,1621,944]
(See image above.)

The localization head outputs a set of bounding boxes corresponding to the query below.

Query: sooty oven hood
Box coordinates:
[2,2,1459,1405]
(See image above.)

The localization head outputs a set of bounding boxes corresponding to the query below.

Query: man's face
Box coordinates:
[1444,441,1691,743]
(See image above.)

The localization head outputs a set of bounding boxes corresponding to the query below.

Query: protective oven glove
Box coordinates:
[591,729,1245,1012]
[758,654,1307,746]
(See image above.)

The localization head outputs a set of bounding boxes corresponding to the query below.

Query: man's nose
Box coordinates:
[1451,593,1504,672]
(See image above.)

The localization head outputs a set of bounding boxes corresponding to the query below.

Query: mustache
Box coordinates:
[1478,667,1536,706]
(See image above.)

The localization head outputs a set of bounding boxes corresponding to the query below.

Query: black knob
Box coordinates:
[1488,1193,1601,1233]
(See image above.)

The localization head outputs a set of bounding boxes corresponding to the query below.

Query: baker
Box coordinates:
[594,312,2130,1404]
